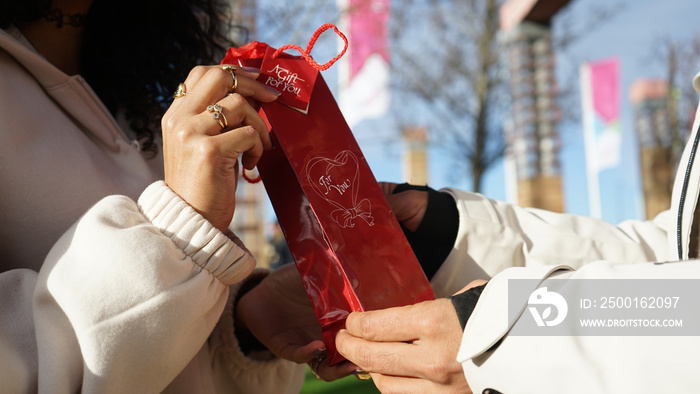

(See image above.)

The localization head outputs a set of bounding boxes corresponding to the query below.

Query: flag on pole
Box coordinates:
[581,58,622,172]
[580,57,621,218]
[337,0,390,128]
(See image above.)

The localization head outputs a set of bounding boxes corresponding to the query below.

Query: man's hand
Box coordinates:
[379,182,428,232]
[335,298,471,393]
[335,279,487,393]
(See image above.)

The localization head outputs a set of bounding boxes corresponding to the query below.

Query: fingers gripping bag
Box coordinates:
[221,24,435,365]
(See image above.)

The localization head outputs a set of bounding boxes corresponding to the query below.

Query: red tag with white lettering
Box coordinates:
[260,46,318,114]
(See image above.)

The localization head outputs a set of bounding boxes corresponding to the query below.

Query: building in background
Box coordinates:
[225,0,271,267]
[231,170,270,267]
[629,79,673,219]
[500,0,569,212]
[402,126,428,185]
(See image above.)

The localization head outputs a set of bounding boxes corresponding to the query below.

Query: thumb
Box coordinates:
[344,304,424,342]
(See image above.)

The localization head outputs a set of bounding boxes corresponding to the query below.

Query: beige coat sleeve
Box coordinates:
[430,188,672,297]
[0,181,305,394]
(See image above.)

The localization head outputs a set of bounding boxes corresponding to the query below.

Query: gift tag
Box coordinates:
[260,46,318,114]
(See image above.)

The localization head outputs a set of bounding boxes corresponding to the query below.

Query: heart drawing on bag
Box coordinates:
[305,150,375,228]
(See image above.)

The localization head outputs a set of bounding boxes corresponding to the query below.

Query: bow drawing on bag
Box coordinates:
[306,150,375,229]
[331,198,374,228]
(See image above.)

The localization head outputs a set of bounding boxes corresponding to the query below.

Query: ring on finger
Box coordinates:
[173,82,187,98]
[222,65,238,94]
[207,104,227,130]
[308,352,326,380]
[352,369,372,380]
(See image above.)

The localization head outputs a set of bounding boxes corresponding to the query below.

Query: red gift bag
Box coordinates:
[222,25,435,365]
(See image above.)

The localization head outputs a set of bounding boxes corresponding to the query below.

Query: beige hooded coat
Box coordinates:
[0,26,305,394]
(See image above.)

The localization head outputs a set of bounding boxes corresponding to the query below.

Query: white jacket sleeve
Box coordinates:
[459,260,700,393]
[431,188,672,297]
[0,181,304,394]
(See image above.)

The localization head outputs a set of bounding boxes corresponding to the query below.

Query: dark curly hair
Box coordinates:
[1,0,238,157]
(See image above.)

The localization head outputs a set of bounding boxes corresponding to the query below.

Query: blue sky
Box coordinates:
[549,0,700,224]
[358,0,700,225]
[256,0,700,226]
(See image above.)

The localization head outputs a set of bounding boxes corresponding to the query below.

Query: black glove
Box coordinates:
[392,183,459,280]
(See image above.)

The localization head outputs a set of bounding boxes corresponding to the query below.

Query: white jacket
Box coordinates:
[0,27,305,393]
[431,72,700,393]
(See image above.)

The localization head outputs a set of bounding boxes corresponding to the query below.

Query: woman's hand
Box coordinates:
[236,264,359,381]
[162,65,280,231]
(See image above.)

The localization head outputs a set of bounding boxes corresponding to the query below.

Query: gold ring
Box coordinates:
[207,104,227,130]
[353,370,372,380]
[173,82,187,98]
[308,351,326,380]
[222,65,238,93]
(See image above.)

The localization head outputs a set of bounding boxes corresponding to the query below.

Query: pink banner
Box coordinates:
[348,0,390,79]
[590,58,620,124]
[581,57,622,176]
[338,0,391,127]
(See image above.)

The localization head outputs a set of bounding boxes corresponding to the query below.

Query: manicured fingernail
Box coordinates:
[312,348,327,358]
[264,85,282,96]
[241,66,262,73]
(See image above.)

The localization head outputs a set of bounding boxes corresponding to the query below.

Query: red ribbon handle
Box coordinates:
[242,168,262,184]
[272,23,348,71]
[243,24,347,184]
